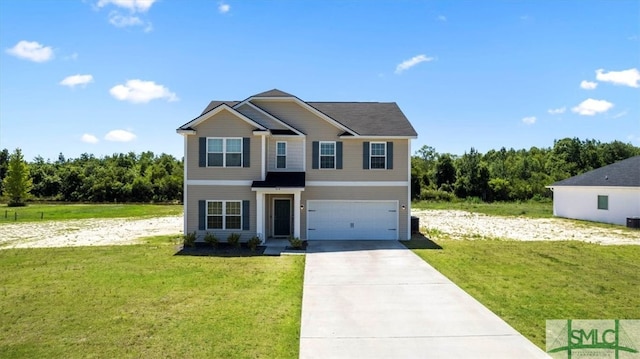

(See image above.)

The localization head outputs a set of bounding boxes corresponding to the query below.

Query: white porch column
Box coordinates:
[293,191,301,238]
[256,192,265,243]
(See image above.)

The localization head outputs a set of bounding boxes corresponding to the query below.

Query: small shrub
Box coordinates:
[183,232,196,248]
[227,233,241,248]
[204,232,218,248]
[247,236,261,251]
[420,188,454,202]
[288,236,303,249]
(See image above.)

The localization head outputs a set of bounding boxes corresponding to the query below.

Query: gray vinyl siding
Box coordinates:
[187,110,261,180]
[235,103,288,130]
[252,100,343,138]
[186,185,256,241]
[300,186,410,240]
[267,137,304,171]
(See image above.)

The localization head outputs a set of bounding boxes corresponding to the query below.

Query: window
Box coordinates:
[276,142,286,169]
[320,141,335,169]
[370,142,386,169]
[597,195,608,210]
[207,200,242,229]
[207,138,242,167]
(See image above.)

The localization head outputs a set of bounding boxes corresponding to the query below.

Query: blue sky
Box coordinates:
[1,0,638,161]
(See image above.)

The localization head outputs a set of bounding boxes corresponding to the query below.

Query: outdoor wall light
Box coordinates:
[401,205,406,210]
[300,204,304,210]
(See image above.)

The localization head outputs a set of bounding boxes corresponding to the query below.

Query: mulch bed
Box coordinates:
[175,242,266,257]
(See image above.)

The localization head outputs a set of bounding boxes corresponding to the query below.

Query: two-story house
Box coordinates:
[176,89,417,243]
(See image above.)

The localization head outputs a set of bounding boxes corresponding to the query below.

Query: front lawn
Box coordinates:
[405,238,640,349]
[0,235,304,358]
[0,204,183,223]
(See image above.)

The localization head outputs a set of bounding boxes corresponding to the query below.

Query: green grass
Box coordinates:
[0,204,183,223]
[0,235,304,358]
[405,238,640,349]
[412,200,553,218]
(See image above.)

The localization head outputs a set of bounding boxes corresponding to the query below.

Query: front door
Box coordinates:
[273,199,291,237]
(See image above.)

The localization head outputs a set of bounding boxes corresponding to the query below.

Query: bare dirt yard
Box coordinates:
[0,216,183,249]
[412,210,640,245]
[2,211,639,249]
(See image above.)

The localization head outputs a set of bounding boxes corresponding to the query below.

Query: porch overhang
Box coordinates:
[251,172,306,189]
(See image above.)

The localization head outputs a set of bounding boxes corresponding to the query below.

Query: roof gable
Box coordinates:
[550,156,640,187]
[177,104,265,133]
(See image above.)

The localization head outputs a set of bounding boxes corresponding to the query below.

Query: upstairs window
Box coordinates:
[597,195,608,210]
[276,142,287,169]
[370,142,387,169]
[320,141,336,169]
[207,138,242,167]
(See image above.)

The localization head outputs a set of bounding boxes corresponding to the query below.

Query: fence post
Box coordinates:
[14,212,17,221]
[41,212,44,220]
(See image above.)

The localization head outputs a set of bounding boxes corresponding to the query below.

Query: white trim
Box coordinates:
[369,141,387,170]
[177,129,196,135]
[255,192,265,243]
[187,180,253,186]
[407,139,412,240]
[178,104,266,131]
[206,137,243,168]
[306,181,409,187]
[261,136,266,180]
[340,135,417,139]
[237,101,305,135]
[206,200,242,230]
[546,185,640,190]
[183,135,188,235]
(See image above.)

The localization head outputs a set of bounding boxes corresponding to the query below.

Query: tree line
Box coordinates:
[0,149,183,205]
[1,137,638,205]
[411,137,640,202]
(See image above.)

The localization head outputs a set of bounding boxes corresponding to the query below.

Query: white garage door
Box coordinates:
[307,200,398,240]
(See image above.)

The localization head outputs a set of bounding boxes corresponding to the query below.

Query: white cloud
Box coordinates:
[97,0,156,13]
[60,74,94,88]
[611,110,628,119]
[571,98,614,116]
[108,11,143,27]
[521,116,536,125]
[580,80,597,90]
[105,129,137,142]
[64,52,79,61]
[395,54,434,74]
[437,15,447,22]
[6,40,54,62]
[548,107,566,115]
[218,2,230,13]
[109,79,178,104]
[81,134,99,144]
[595,68,640,88]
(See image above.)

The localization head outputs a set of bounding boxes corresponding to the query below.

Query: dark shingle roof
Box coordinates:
[251,89,295,98]
[550,156,640,187]
[308,102,417,137]
[252,172,305,188]
[200,101,239,115]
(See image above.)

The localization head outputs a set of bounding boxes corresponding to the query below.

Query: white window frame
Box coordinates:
[370,142,387,169]
[319,141,336,169]
[206,200,242,230]
[207,137,243,167]
[597,195,608,210]
[276,141,287,169]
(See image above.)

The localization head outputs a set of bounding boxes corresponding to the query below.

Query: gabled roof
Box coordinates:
[251,89,295,98]
[178,89,418,138]
[177,103,265,132]
[309,102,418,137]
[550,156,640,187]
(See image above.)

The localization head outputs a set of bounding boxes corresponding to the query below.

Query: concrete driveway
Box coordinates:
[299,240,550,358]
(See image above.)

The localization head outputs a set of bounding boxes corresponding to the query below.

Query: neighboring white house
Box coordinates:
[547,156,640,226]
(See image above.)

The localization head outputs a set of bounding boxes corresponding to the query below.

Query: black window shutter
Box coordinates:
[362,142,370,169]
[243,138,250,168]
[336,142,343,169]
[199,137,206,167]
[242,200,250,230]
[198,200,206,230]
[387,141,394,169]
[312,141,319,169]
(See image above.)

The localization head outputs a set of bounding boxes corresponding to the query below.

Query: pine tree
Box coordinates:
[2,148,32,206]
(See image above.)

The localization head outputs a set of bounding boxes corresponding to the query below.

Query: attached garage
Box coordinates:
[306,200,398,240]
